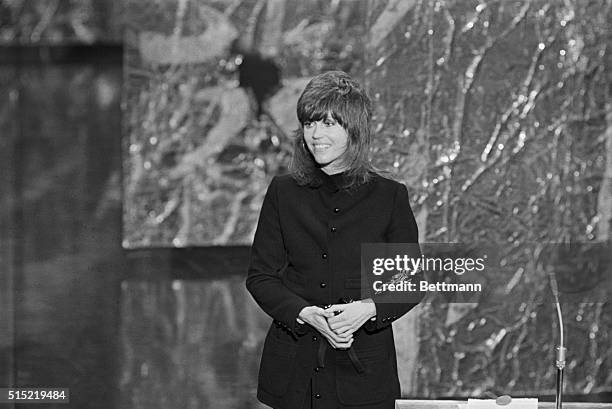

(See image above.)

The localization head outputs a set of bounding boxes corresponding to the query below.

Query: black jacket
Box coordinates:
[246,169,422,409]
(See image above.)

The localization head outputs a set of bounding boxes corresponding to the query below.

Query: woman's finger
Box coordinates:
[333,325,355,336]
[328,338,346,349]
[322,327,352,344]
[327,309,355,323]
[336,334,353,343]
[327,304,346,313]
[330,337,353,349]
[328,320,352,332]
[311,307,328,316]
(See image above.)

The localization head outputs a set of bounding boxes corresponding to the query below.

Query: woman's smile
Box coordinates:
[303,113,349,174]
[312,143,331,150]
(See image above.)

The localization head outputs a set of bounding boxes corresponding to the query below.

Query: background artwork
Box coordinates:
[123,0,370,248]
[122,0,612,251]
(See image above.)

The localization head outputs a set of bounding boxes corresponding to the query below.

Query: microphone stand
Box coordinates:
[554,302,566,409]
[549,272,566,409]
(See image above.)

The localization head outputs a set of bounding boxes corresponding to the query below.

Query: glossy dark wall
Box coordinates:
[1,49,123,408]
[0,50,261,408]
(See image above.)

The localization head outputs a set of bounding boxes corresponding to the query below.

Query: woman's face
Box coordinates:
[303,113,349,174]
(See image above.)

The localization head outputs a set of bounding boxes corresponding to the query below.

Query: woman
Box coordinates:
[246,71,422,409]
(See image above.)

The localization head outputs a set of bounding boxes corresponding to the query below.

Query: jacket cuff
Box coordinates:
[273,300,311,335]
[363,301,419,332]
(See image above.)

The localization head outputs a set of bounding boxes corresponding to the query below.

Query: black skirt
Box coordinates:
[290,340,398,409]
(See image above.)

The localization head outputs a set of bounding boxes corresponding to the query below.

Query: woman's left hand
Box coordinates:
[326,299,377,337]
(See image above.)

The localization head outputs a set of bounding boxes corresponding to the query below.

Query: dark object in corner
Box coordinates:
[236,50,281,119]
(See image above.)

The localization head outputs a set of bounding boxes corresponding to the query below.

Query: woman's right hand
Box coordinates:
[298,306,354,349]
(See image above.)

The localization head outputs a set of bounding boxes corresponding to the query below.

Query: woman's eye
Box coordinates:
[324,120,335,126]
[304,122,313,128]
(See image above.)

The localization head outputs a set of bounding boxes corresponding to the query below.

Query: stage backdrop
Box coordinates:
[123,0,612,402]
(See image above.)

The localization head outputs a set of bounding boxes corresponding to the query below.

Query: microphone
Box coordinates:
[548,269,565,409]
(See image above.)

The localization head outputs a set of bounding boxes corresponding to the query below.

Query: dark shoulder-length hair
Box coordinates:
[289,70,376,189]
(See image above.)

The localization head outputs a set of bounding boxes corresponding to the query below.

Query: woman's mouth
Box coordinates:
[312,144,331,151]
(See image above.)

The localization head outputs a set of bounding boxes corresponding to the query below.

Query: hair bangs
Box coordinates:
[297,94,348,127]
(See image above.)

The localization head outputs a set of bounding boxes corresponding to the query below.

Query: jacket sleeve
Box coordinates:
[245,177,311,333]
[364,182,425,332]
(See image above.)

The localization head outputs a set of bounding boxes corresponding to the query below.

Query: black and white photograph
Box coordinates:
[1,0,611,408]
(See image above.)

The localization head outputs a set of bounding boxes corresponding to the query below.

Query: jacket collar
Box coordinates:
[316,168,346,193]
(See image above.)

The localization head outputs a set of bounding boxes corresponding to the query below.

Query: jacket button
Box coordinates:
[312,335,318,341]
[320,282,327,288]
[315,394,321,399]
[321,253,328,259]
[333,207,340,213]
[330,226,337,233]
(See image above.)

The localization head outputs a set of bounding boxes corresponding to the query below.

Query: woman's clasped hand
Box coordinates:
[298,299,376,349]
[297,306,353,349]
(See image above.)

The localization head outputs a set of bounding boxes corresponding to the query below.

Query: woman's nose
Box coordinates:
[311,122,322,138]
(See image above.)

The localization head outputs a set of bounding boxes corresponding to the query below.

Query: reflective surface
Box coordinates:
[119,279,270,409]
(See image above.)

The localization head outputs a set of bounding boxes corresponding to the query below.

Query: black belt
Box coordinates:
[317,298,365,374]
[317,338,365,374]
